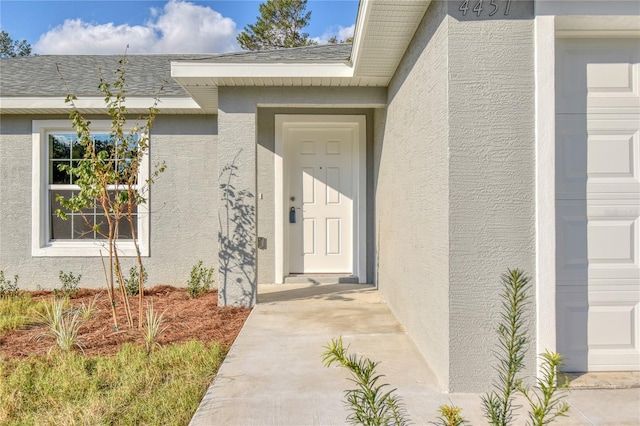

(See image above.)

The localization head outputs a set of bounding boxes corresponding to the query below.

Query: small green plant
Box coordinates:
[142,302,168,354]
[55,270,82,298]
[481,269,569,426]
[323,336,410,426]
[76,293,101,321]
[187,261,214,298]
[35,297,85,353]
[0,270,19,298]
[125,266,147,296]
[432,405,466,426]
[518,351,570,426]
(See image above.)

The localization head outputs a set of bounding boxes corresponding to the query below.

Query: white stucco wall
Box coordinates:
[0,114,218,289]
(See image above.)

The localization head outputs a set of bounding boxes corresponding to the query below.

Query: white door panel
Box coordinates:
[556,39,640,372]
[287,128,353,273]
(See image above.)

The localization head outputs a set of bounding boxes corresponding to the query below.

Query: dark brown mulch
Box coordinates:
[0,286,251,359]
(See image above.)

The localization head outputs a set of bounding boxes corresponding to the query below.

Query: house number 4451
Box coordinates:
[459,0,512,17]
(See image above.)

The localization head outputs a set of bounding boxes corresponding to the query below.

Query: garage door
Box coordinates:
[556,39,640,372]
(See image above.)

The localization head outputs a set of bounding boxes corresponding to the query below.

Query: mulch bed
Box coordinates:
[0,286,251,359]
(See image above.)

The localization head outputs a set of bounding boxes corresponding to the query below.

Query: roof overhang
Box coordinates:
[0,96,212,115]
[172,0,432,111]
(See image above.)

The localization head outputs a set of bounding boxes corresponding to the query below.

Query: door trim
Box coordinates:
[274,115,367,284]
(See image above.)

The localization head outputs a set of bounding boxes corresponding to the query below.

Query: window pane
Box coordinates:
[51,214,71,240]
[49,135,71,159]
[71,139,86,159]
[73,214,94,239]
[46,131,138,244]
[117,216,137,239]
[50,160,71,184]
[93,134,112,156]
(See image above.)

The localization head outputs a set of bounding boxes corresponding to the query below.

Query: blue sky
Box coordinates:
[0,0,359,54]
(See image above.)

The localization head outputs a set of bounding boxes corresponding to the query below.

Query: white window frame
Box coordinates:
[32,120,150,257]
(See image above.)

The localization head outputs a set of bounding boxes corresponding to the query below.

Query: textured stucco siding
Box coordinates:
[0,114,217,289]
[375,0,536,392]
[374,0,451,389]
[217,86,385,303]
[446,2,536,391]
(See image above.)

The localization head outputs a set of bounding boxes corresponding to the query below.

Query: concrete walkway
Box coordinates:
[190,283,640,425]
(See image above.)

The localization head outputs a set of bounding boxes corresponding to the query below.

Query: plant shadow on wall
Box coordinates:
[218,149,256,306]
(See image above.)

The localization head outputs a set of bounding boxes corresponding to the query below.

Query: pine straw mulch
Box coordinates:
[0,286,251,360]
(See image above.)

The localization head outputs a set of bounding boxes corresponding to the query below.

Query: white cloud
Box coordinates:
[34,0,238,55]
[312,24,355,45]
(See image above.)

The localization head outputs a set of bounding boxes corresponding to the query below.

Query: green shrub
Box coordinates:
[55,270,81,298]
[432,405,466,426]
[323,336,409,426]
[187,261,214,298]
[0,270,19,298]
[481,269,569,426]
[125,266,147,296]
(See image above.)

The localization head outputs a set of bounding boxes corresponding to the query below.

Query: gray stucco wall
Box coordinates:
[374,0,451,389]
[446,0,536,392]
[375,0,536,392]
[217,86,385,305]
[0,114,218,290]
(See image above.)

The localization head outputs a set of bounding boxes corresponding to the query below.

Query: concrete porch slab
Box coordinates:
[190,283,640,425]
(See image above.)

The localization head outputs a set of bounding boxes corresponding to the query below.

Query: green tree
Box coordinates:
[237,0,317,50]
[56,56,166,330]
[328,35,353,44]
[0,30,32,58]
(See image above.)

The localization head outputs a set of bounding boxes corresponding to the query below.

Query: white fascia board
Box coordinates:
[0,97,201,111]
[349,0,372,74]
[171,61,354,79]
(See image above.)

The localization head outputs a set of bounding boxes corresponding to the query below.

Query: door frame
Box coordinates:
[274,114,367,284]
[534,9,640,373]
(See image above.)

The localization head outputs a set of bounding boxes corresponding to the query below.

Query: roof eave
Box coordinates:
[0,96,214,115]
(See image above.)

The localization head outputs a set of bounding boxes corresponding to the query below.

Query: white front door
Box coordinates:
[275,115,366,281]
[556,39,640,371]
[287,128,353,273]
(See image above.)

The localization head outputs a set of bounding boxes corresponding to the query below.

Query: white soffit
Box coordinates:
[171,0,432,107]
[555,16,640,37]
[352,0,432,78]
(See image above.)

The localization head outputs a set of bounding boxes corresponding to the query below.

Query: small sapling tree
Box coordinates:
[56,54,166,329]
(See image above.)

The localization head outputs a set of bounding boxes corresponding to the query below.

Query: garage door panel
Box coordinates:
[557,288,589,372]
[588,220,635,263]
[557,201,588,282]
[556,115,588,199]
[588,62,640,113]
[556,39,640,372]
[588,293,639,371]
[556,39,640,114]
[587,120,640,195]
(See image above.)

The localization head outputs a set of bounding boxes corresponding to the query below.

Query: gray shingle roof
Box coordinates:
[0,44,352,97]
[0,54,211,97]
[189,43,352,63]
